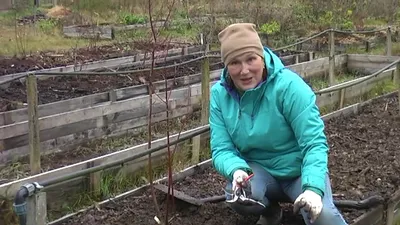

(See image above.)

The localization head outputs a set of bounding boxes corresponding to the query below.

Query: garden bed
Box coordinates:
[53,92,400,225]
[0,53,223,112]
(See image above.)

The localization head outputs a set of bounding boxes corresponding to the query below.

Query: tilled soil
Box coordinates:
[55,93,400,225]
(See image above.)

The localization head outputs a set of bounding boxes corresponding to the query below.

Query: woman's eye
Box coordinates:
[247,57,256,63]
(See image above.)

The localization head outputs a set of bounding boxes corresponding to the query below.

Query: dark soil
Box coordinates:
[53,93,400,225]
[0,41,189,76]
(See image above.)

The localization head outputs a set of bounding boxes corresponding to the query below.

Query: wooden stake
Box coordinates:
[396,63,400,114]
[329,29,335,86]
[386,26,392,56]
[27,73,41,175]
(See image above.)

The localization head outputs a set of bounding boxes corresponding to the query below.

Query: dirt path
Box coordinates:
[53,93,400,224]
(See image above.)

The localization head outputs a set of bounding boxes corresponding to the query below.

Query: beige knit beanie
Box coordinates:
[218,23,264,66]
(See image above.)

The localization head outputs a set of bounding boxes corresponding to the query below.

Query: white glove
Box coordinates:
[293,190,323,223]
[232,169,249,191]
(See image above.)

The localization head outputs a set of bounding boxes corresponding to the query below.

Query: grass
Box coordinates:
[307,71,362,91]
[318,78,397,115]
[0,24,112,56]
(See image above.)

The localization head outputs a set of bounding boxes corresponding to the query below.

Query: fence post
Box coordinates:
[396,62,400,114]
[27,192,47,225]
[329,29,335,86]
[386,26,392,56]
[192,54,210,163]
[27,73,41,175]
[338,88,345,109]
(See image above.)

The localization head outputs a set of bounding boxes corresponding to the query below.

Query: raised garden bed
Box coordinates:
[52,92,400,225]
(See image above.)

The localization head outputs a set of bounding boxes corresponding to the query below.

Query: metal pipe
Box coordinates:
[13,183,42,225]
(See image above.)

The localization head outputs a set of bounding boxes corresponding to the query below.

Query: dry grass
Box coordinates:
[0,24,113,56]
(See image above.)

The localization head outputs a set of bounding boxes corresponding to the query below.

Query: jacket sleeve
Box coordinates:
[281,72,328,197]
[209,86,251,180]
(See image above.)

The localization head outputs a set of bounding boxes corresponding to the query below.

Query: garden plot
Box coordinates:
[53,92,400,225]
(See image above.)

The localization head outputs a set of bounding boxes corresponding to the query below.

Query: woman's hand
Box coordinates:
[232,169,249,191]
[293,190,323,223]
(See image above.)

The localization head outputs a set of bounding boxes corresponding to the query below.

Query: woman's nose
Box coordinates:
[240,63,250,75]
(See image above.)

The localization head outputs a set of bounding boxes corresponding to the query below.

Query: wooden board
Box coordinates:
[63,25,114,39]
[352,205,384,225]
[347,54,399,74]
[316,68,395,108]
[289,54,347,78]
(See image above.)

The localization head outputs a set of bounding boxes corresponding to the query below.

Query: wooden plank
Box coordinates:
[386,189,400,225]
[347,54,399,74]
[26,74,41,175]
[63,25,114,39]
[0,91,176,139]
[0,105,194,164]
[316,68,394,108]
[351,205,384,225]
[347,54,399,64]
[0,92,109,126]
[0,96,189,151]
[288,54,347,78]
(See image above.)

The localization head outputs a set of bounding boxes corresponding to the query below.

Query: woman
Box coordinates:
[209,23,348,225]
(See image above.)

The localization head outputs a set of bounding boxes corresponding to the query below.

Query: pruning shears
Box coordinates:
[225,174,266,208]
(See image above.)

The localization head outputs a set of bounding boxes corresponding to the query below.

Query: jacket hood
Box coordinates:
[220,46,286,86]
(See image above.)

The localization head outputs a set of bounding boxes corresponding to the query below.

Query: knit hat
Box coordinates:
[218,23,264,66]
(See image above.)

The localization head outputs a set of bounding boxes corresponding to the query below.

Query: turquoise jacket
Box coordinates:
[209,46,329,197]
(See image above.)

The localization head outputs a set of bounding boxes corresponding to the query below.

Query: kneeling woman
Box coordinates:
[209,23,348,225]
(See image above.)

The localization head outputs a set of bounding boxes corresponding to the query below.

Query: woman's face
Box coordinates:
[227,52,265,92]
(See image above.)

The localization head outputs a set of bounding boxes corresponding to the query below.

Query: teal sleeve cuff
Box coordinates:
[305,186,324,198]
